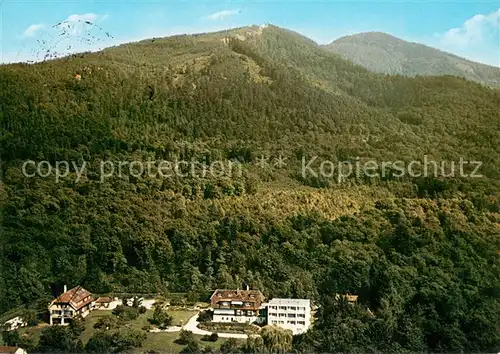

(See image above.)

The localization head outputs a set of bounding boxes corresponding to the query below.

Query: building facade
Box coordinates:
[94,296,113,309]
[266,298,311,335]
[48,286,94,325]
[210,289,266,324]
[0,346,28,354]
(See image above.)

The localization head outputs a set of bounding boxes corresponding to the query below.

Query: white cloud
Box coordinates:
[206,9,241,21]
[12,12,113,63]
[65,13,99,23]
[23,24,45,37]
[431,8,500,66]
[22,13,107,39]
[439,8,500,48]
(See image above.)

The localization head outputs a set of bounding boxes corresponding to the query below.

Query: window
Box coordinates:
[269,312,276,317]
[288,321,296,325]
[287,313,296,318]
[288,306,296,311]
[298,314,305,318]
[298,321,305,325]
[279,313,286,317]
[270,306,277,310]
[279,306,287,310]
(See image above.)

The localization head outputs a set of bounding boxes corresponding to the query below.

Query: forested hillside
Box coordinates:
[1,25,499,352]
[325,31,500,87]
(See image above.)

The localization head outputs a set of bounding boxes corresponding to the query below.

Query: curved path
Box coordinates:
[151,312,249,339]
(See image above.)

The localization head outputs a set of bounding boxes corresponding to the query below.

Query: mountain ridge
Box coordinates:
[324,31,500,87]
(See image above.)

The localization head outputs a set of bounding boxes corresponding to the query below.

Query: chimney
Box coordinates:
[63,285,67,293]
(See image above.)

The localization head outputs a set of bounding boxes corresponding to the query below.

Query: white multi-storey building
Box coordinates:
[266,298,311,335]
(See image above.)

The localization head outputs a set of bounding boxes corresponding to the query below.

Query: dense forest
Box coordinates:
[1,25,499,352]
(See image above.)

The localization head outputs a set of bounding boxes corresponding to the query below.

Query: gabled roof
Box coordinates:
[0,346,21,354]
[95,296,112,303]
[51,286,94,311]
[210,289,265,303]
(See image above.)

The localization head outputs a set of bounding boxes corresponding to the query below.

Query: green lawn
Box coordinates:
[80,309,196,343]
[14,308,243,353]
[170,309,198,327]
[81,309,243,353]
[138,332,244,354]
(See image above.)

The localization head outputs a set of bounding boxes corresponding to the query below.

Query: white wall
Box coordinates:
[267,299,311,335]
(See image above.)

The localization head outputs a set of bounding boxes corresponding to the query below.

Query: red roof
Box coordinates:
[52,286,94,311]
[0,346,20,354]
[210,289,265,310]
[95,296,112,303]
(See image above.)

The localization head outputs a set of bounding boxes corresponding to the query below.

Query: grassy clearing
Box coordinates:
[79,309,242,353]
[138,332,244,354]
[14,308,234,353]
[80,309,196,343]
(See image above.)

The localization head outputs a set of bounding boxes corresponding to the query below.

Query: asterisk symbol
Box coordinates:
[255,155,269,168]
[273,155,288,169]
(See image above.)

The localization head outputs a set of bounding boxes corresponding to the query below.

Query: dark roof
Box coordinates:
[52,286,94,311]
[210,289,265,303]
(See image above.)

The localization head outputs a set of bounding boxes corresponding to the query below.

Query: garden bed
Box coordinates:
[198,322,261,334]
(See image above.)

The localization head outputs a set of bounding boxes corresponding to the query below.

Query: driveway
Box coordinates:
[96,302,250,339]
[152,312,250,339]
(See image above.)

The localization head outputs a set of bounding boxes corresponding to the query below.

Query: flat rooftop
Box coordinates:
[267,298,311,307]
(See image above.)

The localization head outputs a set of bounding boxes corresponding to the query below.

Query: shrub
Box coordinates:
[197,310,213,323]
[37,326,83,353]
[150,305,173,329]
[202,346,215,354]
[20,309,37,326]
[181,340,201,354]
[176,329,195,345]
[132,296,143,308]
[112,305,139,321]
[198,322,260,334]
[85,329,146,353]
[220,338,240,354]
[94,315,118,330]
[169,298,186,307]
[69,316,85,336]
